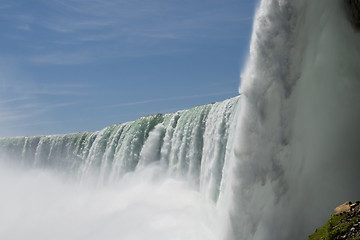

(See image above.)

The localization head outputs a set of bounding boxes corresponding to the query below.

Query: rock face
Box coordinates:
[345,0,360,30]
[334,202,353,215]
[309,201,360,240]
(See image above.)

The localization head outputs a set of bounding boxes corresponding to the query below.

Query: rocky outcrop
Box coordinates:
[333,202,360,240]
[345,0,360,30]
[334,201,359,215]
[309,201,360,240]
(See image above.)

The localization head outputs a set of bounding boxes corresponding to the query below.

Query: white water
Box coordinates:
[1,1,360,240]
[227,0,360,239]
[0,98,238,240]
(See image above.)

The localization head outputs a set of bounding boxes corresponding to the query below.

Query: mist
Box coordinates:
[1,1,360,240]
[0,161,220,240]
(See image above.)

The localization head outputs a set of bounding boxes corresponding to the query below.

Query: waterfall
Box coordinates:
[227,0,360,239]
[1,0,360,239]
[0,97,239,201]
[0,97,239,240]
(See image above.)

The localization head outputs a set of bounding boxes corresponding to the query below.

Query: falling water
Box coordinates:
[227,0,360,239]
[1,1,360,240]
[0,97,239,240]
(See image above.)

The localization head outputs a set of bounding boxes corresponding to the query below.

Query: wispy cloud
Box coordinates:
[0,110,33,122]
[208,80,241,87]
[105,91,239,108]
[1,0,253,65]
[31,90,86,96]
[0,4,11,9]
[0,74,89,97]
[30,83,89,96]
[29,52,95,65]
[17,24,30,31]
[0,66,87,127]
[0,100,79,121]
[0,97,32,105]
[7,121,59,128]
[40,0,252,40]
[11,120,60,128]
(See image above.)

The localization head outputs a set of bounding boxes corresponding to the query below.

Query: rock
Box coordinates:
[351,202,359,209]
[334,201,352,215]
[309,201,360,240]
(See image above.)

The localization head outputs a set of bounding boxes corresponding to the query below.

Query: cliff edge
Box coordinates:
[308,201,360,240]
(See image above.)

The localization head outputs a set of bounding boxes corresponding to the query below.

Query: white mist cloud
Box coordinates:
[0,163,220,240]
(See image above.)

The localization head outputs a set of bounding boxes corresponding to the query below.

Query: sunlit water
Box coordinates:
[2,1,360,240]
[0,97,237,240]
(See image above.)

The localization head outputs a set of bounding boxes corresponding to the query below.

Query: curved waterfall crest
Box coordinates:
[0,97,239,203]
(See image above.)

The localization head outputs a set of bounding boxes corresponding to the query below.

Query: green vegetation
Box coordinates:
[308,214,360,240]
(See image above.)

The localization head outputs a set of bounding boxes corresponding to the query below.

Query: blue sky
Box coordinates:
[0,0,258,137]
